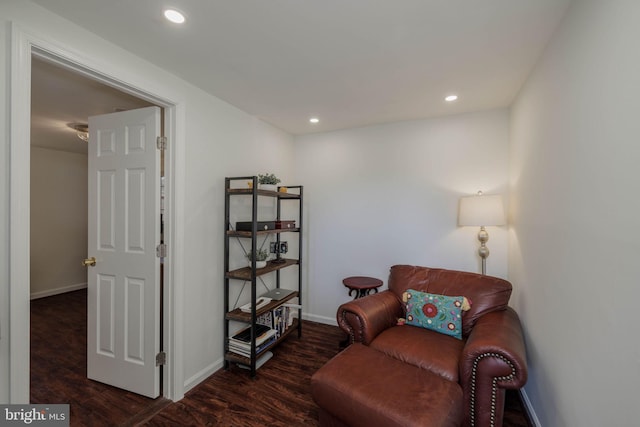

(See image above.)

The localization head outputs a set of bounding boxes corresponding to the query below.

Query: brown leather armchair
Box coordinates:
[329,265,528,427]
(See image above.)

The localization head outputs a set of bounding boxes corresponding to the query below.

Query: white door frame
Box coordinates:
[8,22,185,402]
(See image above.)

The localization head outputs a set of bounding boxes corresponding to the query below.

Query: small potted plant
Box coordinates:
[258,173,281,191]
[246,248,269,268]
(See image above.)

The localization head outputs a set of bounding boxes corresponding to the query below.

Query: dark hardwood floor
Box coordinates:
[30,289,167,426]
[31,289,531,426]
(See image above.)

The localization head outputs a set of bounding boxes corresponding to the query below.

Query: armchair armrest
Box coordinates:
[460,307,528,427]
[337,290,403,345]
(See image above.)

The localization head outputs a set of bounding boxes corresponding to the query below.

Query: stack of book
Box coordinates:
[228,324,277,357]
[256,304,297,338]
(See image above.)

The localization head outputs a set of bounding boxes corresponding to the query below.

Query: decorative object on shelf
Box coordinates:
[246,248,269,268]
[236,221,275,231]
[239,297,272,313]
[274,220,295,229]
[258,173,281,191]
[269,240,289,265]
[458,191,506,275]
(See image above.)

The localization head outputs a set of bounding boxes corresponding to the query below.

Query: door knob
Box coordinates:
[82,257,97,267]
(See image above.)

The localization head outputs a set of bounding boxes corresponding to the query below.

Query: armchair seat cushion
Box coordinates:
[370,325,464,382]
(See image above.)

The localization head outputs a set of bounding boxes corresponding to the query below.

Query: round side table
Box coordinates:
[340,276,383,348]
[343,276,383,300]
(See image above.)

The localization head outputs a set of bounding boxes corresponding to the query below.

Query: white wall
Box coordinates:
[30,147,88,298]
[294,110,509,323]
[0,0,294,402]
[509,1,640,425]
[180,100,295,389]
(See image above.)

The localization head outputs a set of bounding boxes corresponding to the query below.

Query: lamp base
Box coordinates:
[477,226,490,275]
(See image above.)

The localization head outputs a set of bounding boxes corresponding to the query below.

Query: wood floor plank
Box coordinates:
[31,289,531,426]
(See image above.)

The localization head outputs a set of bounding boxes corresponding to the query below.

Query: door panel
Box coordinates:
[98,170,116,250]
[97,274,115,357]
[87,106,161,398]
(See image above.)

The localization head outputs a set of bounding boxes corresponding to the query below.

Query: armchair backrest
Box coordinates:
[388,265,512,336]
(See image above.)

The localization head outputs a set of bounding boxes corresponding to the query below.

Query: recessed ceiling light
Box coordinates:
[164,9,186,24]
[445,95,458,102]
[309,117,319,124]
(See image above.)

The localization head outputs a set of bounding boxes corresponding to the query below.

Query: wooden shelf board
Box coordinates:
[226,291,299,322]
[226,258,299,280]
[227,188,301,199]
[227,228,300,237]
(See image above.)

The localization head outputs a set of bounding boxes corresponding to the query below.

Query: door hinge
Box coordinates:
[156,243,167,258]
[156,351,167,366]
[156,136,167,150]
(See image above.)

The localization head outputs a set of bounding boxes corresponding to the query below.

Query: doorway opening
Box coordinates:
[29,56,166,411]
[9,25,183,404]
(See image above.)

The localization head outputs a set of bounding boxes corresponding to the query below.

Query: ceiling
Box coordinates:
[30,0,571,142]
[31,58,154,154]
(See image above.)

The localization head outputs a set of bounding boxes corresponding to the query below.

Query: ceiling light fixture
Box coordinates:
[68,123,89,142]
[309,117,319,124]
[445,95,458,102]
[164,9,186,24]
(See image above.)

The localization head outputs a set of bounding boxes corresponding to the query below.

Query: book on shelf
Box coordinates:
[228,338,277,357]
[229,328,276,348]
[281,303,299,327]
[230,324,272,343]
[256,306,294,338]
[228,330,277,357]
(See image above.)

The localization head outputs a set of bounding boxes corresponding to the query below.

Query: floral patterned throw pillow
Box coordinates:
[402,289,470,339]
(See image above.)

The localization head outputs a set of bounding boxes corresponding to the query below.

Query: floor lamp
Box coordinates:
[458,191,505,275]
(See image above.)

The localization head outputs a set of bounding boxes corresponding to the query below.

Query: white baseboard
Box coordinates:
[519,388,542,427]
[183,358,224,394]
[30,282,87,300]
[302,312,337,326]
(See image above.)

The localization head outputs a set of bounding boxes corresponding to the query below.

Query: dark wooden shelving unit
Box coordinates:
[223,176,303,377]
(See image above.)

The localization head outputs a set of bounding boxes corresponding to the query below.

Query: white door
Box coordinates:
[86,106,162,398]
